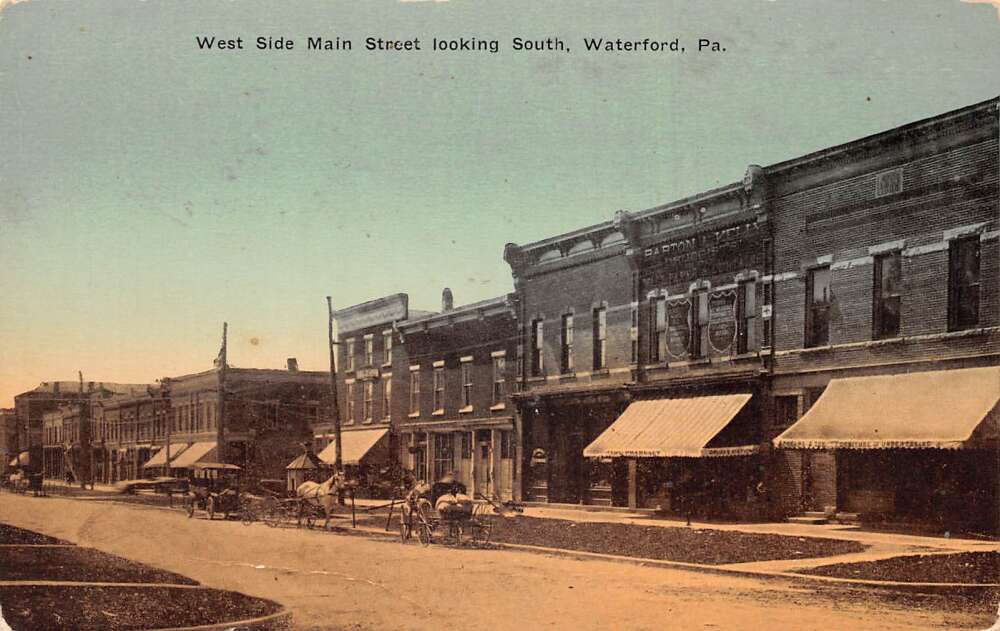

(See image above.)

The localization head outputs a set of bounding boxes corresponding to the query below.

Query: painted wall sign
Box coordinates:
[334,294,408,333]
[640,218,764,288]
[708,290,737,353]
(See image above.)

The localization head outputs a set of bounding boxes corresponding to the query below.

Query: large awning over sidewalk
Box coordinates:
[317,428,389,466]
[143,443,189,468]
[774,366,1000,450]
[169,441,218,468]
[584,394,756,458]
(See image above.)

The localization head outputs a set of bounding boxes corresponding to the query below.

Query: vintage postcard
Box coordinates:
[1,1,999,629]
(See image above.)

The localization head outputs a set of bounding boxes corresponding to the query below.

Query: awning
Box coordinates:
[774,366,1000,450]
[317,428,389,465]
[168,441,218,468]
[286,451,328,470]
[142,443,190,468]
[584,394,755,458]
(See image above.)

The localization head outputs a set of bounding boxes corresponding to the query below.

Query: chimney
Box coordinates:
[441,287,454,312]
[287,358,299,372]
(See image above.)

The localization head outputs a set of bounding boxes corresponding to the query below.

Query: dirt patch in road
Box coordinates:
[360,514,866,564]
[0,545,198,584]
[0,523,72,545]
[801,551,1000,584]
[0,585,284,631]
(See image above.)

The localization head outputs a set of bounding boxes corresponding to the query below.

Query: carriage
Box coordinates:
[184,462,246,520]
[399,476,493,546]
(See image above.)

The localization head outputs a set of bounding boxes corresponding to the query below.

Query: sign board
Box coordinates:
[334,294,408,334]
[708,290,737,353]
[665,299,691,359]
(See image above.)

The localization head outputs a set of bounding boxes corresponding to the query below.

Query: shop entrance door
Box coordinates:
[474,430,493,498]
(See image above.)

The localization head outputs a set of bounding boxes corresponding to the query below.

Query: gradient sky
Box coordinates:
[1,0,999,406]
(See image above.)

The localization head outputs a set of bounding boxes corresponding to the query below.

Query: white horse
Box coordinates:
[295,472,346,530]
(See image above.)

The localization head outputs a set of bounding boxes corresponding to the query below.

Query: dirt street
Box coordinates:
[0,493,994,631]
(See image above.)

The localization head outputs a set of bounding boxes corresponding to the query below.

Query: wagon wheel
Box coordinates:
[417,519,433,546]
[207,496,215,520]
[304,509,316,529]
[471,521,492,546]
[263,498,281,528]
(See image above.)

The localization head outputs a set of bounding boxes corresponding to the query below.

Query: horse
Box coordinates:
[295,471,346,530]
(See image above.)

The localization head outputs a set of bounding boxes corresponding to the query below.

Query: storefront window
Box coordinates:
[433,433,454,481]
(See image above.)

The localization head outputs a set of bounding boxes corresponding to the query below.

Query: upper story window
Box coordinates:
[873,252,902,339]
[432,365,445,412]
[363,381,374,423]
[460,359,474,409]
[650,297,666,363]
[593,307,607,370]
[492,354,506,404]
[630,304,638,363]
[364,337,375,367]
[381,376,391,421]
[530,319,544,376]
[560,314,574,373]
[691,289,708,359]
[761,282,773,348]
[382,332,393,365]
[805,267,832,348]
[409,370,420,415]
[345,338,355,372]
[346,382,356,424]
[736,281,756,354]
[948,237,980,331]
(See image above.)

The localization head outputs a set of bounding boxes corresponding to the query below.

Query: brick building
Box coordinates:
[768,97,1000,532]
[92,387,169,483]
[397,292,519,501]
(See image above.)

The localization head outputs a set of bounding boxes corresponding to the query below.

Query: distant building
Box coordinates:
[0,408,16,473]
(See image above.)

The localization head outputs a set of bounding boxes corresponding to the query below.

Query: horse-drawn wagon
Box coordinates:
[399,476,494,546]
[184,462,246,520]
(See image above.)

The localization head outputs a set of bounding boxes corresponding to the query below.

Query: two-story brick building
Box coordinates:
[769,97,1000,533]
[397,292,519,501]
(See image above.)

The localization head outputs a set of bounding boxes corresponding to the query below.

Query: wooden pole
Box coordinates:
[327,297,343,472]
[216,323,228,464]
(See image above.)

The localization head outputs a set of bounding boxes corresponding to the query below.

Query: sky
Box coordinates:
[1,0,999,406]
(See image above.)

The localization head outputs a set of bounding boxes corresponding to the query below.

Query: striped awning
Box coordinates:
[584,394,754,458]
[142,443,189,468]
[774,366,1000,450]
[169,441,218,469]
[317,428,389,466]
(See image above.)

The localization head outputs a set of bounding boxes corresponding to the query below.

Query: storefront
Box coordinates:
[774,366,1000,533]
[584,392,766,516]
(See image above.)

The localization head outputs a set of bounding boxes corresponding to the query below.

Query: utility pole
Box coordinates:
[216,323,228,464]
[327,297,343,472]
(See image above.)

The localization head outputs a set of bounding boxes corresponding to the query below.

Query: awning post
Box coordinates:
[627,458,638,510]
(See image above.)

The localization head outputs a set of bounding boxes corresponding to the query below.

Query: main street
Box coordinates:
[0,493,993,630]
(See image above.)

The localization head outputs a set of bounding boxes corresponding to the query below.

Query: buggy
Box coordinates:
[399,476,493,546]
[184,462,245,520]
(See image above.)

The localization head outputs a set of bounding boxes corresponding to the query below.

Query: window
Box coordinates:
[433,433,454,480]
[383,332,392,365]
[364,337,374,367]
[500,430,513,459]
[691,289,708,359]
[650,297,665,362]
[492,355,506,404]
[432,365,445,412]
[593,307,607,370]
[413,433,427,481]
[530,319,544,376]
[630,304,638,363]
[461,361,473,408]
[736,281,757,354]
[773,396,799,431]
[409,370,420,415]
[805,267,832,348]
[381,376,391,421]
[460,432,472,459]
[363,381,374,422]
[873,252,902,339]
[345,339,355,371]
[762,282,773,348]
[560,314,574,373]
[346,382,356,423]
[948,237,980,331]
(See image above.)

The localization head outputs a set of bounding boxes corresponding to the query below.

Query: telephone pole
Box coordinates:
[327,297,343,472]
[216,323,228,464]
